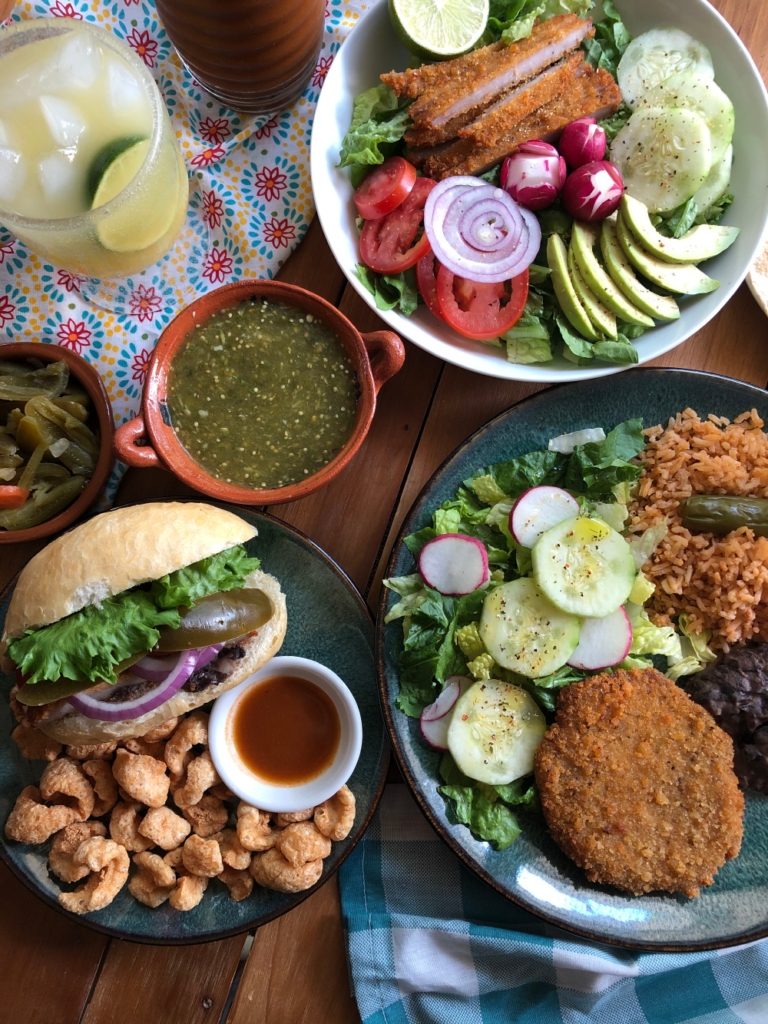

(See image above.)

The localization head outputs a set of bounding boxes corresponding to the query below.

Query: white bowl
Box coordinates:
[311,0,768,382]
[208,656,363,813]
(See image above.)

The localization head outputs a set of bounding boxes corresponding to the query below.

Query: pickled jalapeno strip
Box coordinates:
[155,588,273,651]
[17,441,49,491]
[0,474,86,530]
[0,359,68,401]
[681,495,768,536]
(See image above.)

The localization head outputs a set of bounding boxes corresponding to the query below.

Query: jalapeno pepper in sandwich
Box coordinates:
[2,502,287,744]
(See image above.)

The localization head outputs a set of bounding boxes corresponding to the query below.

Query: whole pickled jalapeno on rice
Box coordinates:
[681,495,768,537]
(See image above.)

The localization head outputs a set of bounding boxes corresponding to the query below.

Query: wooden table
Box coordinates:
[2,2,768,1019]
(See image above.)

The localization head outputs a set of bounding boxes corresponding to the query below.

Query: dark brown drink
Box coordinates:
[155,0,325,114]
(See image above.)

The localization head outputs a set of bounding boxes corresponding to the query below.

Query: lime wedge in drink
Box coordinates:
[89,138,179,254]
[389,0,489,59]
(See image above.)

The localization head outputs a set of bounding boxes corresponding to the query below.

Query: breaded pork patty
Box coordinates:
[534,668,744,897]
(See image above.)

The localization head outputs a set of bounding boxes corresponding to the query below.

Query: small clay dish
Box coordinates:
[0,342,114,545]
[113,279,405,504]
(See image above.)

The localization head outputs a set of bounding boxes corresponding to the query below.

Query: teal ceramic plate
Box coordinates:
[378,368,768,951]
[1,505,388,943]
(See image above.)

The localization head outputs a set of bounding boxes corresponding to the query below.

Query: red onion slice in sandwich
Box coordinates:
[70,649,200,721]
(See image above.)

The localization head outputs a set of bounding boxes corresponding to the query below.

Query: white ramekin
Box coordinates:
[208,655,363,813]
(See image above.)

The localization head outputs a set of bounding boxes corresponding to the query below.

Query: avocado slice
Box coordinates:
[567,246,618,339]
[547,233,598,341]
[616,214,720,295]
[620,194,739,264]
[570,223,655,327]
[600,216,680,321]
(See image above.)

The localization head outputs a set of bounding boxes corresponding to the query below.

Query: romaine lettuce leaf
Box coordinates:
[8,544,260,685]
[338,96,412,183]
[628,520,668,571]
[582,0,631,77]
[440,783,522,849]
[466,449,566,500]
[355,265,419,316]
[563,418,645,499]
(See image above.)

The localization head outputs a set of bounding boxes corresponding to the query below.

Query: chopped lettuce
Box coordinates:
[503,297,554,364]
[563,418,645,499]
[7,545,260,685]
[355,264,419,317]
[338,85,411,185]
[582,0,631,77]
[626,602,682,662]
[628,520,668,571]
[668,613,718,680]
[482,0,593,47]
[382,574,428,623]
[593,500,628,532]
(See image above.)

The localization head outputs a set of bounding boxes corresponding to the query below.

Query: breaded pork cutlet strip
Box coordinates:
[382,43,504,100]
[408,14,594,131]
[421,64,621,179]
[458,51,585,147]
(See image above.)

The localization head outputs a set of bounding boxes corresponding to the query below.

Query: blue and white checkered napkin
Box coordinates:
[338,785,768,1024]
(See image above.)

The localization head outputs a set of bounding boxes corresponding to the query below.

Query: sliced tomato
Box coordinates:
[354,157,418,220]
[416,253,444,321]
[435,267,529,341]
[0,485,29,509]
[359,177,436,274]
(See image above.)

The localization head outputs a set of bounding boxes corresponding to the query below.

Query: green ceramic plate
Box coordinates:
[1,505,387,943]
[378,368,768,951]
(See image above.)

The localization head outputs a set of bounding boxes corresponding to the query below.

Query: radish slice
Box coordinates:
[567,606,632,670]
[422,677,462,722]
[418,533,489,596]
[510,486,580,548]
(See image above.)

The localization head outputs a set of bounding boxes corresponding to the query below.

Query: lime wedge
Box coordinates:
[90,138,180,254]
[389,0,489,59]
[87,136,146,204]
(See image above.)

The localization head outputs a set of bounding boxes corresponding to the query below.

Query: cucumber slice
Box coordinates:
[600,215,680,321]
[616,212,720,293]
[532,516,636,618]
[617,28,714,109]
[640,73,734,165]
[479,577,580,679]
[610,107,712,213]
[692,144,732,214]
[447,678,546,785]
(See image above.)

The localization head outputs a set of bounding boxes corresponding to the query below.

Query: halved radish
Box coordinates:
[418,533,489,596]
[419,676,469,750]
[567,606,632,670]
[510,486,579,548]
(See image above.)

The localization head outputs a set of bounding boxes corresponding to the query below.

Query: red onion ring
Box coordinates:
[133,643,224,682]
[424,177,541,283]
[69,649,200,721]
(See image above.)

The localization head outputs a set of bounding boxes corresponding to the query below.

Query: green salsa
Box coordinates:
[167,299,358,489]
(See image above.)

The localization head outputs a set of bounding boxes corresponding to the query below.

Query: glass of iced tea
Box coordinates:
[0,19,188,278]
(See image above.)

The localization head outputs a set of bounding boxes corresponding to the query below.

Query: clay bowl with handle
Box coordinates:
[114,279,406,505]
[0,342,115,544]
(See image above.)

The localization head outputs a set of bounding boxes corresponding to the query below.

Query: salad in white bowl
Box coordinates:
[311,0,768,381]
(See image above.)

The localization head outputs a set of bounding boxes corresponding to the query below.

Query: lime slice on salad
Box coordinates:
[90,138,179,253]
[389,0,489,60]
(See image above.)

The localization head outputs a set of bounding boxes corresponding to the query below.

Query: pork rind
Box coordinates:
[5,786,80,844]
[66,742,117,761]
[169,873,208,911]
[58,836,130,915]
[83,759,118,817]
[142,718,179,743]
[39,757,94,820]
[183,795,228,838]
[275,808,314,827]
[210,782,235,801]
[314,785,356,841]
[128,851,177,908]
[163,846,184,870]
[11,724,62,762]
[164,711,208,777]
[112,749,169,808]
[182,834,224,878]
[172,751,219,809]
[237,803,280,852]
[138,806,191,851]
[250,847,323,893]
[49,821,107,883]
[121,737,166,760]
[218,865,253,902]
[109,800,153,853]
[275,822,332,867]
[213,829,251,870]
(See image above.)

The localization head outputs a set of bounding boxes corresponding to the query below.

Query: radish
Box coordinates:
[567,606,633,670]
[418,533,489,595]
[419,676,470,750]
[509,486,579,548]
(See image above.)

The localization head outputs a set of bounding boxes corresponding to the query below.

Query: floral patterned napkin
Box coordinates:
[0,0,367,496]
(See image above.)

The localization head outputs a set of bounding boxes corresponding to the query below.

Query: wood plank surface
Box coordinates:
[1,3,767,1024]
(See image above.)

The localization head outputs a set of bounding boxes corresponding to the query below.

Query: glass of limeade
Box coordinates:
[0,19,188,278]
